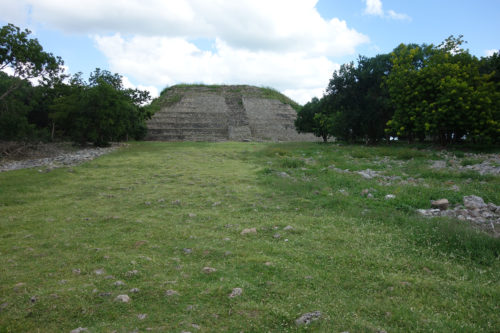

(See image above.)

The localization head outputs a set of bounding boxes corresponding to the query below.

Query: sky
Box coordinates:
[1,0,499,104]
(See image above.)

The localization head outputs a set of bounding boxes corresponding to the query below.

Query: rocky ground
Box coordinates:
[418,195,500,237]
[0,142,122,172]
[2,142,498,237]
[323,150,500,237]
[430,151,500,175]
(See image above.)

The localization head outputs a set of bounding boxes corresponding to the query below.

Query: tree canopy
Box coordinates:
[0,23,63,101]
[0,23,152,146]
[295,36,500,145]
[385,36,500,144]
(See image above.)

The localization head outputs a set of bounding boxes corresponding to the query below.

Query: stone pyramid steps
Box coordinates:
[145,85,319,142]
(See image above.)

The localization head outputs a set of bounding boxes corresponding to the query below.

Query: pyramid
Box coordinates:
[145,85,318,142]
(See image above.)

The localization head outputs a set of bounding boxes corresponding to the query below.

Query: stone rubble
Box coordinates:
[417,195,500,236]
[0,144,120,172]
[430,152,500,175]
[328,165,413,186]
[295,311,322,325]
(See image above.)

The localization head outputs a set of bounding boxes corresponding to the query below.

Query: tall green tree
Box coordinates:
[324,54,394,143]
[0,23,63,101]
[295,97,332,142]
[0,72,38,140]
[50,69,151,146]
[385,36,500,144]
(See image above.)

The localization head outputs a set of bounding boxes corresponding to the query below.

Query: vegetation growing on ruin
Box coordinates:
[146,84,302,116]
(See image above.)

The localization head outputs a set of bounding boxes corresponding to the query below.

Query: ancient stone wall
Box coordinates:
[145,85,318,142]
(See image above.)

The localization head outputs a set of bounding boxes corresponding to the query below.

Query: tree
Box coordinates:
[480,51,500,84]
[0,23,63,101]
[0,71,39,140]
[383,43,435,142]
[50,69,151,146]
[323,55,394,143]
[385,36,500,144]
[295,97,332,142]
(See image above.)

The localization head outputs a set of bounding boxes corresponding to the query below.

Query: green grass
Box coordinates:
[151,84,303,113]
[259,87,302,112]
[1,142,499,332]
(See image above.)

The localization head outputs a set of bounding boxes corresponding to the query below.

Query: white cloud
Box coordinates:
[2,0,370,103]
[0,1,30,26]
[122,76,159,100]
[363,0,411,21]
[387,10,411,21]
[364,0,383,16]
[11,0,368,56]
[95,34,339,104]
[485,49,499,57]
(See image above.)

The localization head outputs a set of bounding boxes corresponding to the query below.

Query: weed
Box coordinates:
[279,157,305,169]
[461,158,483,166]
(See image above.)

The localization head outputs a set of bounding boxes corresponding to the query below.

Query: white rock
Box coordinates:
[115,294,130,303]
[229,287,243,298]
[464,195,487,210]
[70,328,88,333]
[202,267,217,274]
[241,228,257,235]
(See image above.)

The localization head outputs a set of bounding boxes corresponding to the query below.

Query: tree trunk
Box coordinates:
[51,122,55,141]
[0,82,21,102]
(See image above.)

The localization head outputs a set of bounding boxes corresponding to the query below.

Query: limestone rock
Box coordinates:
[241,227,257,235]
[115,294,130,303]
[431,199,449,210]
[418,195,500,236]
[229,287,243,298]
[463,195,487,210]
[357,169,380,179]
[70,328,88,333]
[202,267,217,274]
[295,311,322,325]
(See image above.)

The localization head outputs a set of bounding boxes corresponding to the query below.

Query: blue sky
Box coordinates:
[1,0,498,104]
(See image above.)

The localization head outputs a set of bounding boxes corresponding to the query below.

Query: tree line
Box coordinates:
[295,36,500,145]
[0,24,152,146]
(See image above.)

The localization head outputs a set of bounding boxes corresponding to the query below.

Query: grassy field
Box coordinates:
[1,142,499,332]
